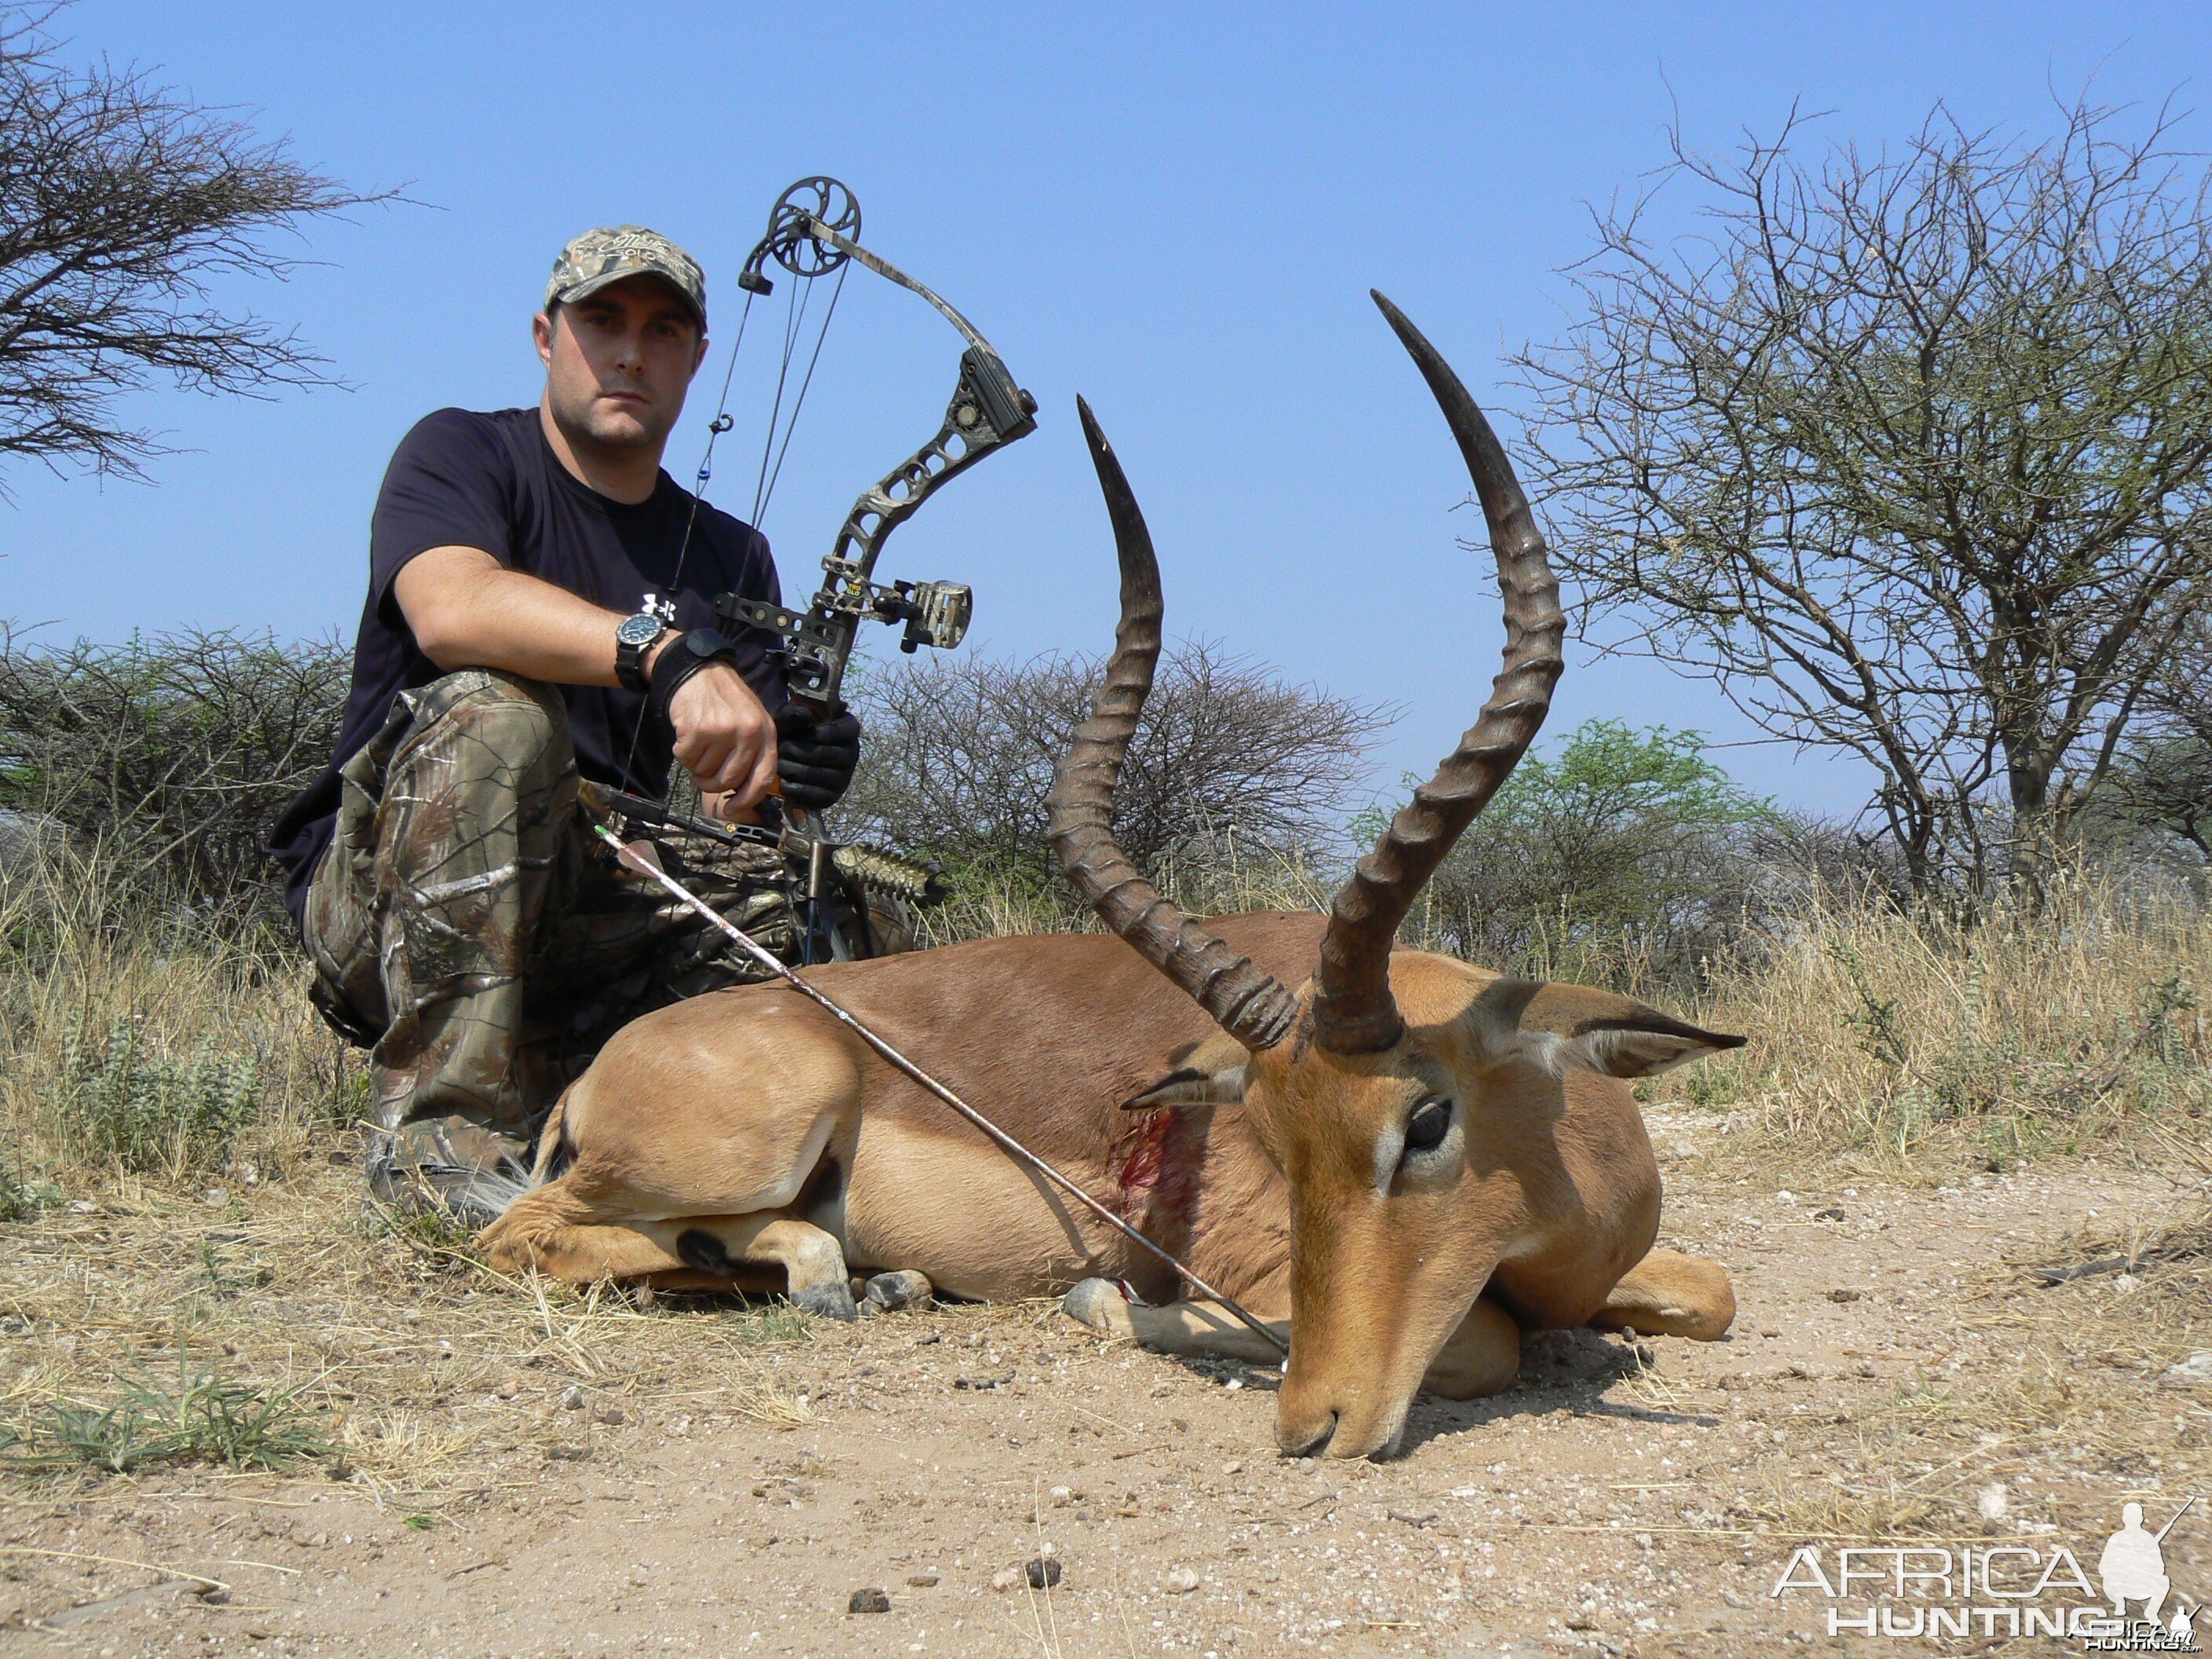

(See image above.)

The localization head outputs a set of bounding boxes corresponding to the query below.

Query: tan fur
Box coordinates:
[475,911,1738,1457]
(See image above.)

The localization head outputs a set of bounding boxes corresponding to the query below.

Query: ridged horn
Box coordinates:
[1046,397,1301,1052]
[1310,293,1566,1054]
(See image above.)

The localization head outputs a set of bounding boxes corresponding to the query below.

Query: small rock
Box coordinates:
[1977,1482,2008,1521]
[544,1445,590,1462]
[66,1199,97,1214]
[2160,1351,2212,1391]
[2113,1273,2140,1296]
[1220,1460,1244,1475]
[1775,1190,1796,1204]
[1387,1509,1437,1528]
[848,1588,891,1614]
[1025,1555,1061,1589]
[595,1407,624,1426]
[991,1566,1021,1592]
[905,1573,939,1588]
[193,1585,232,1605]
[1048,1484,1072,1505]
[954,1370,1013,1390]
[561,1385,585,1410]
[200,1188,229,1207]
[1828,1288,1862,1303]
[493,1378,520,1400]
[1164,1566,1200,1594]
[1813,1207,1844,1221]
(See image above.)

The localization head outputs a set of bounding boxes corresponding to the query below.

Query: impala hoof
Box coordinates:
[862,1270,935,1314]
[794,1284,859,1323]
[1063,1277,1135,1339]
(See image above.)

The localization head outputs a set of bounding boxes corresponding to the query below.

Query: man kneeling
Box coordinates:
[269,226,859,1222]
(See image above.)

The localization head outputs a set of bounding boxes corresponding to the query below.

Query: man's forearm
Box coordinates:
[393,542,779,803]
[396,546,630,685]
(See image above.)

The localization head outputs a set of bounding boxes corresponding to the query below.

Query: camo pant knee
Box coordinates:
[302,669,797,1153]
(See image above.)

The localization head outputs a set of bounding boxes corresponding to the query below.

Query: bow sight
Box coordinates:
[715,176,1038,715]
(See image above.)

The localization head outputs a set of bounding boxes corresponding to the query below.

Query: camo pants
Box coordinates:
[302,670,798,1173]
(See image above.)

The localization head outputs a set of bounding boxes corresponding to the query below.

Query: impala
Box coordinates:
[480,293,1741,1458]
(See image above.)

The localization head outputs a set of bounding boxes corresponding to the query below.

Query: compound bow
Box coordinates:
[713,176,1038,715]
[605,177,1037,961]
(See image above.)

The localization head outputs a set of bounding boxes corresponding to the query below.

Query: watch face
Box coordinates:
[617,613,663,647]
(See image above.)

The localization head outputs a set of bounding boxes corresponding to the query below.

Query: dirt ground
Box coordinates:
[1,1111,2207,1658]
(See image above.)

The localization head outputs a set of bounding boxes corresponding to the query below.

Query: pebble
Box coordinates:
[848,1588,891,1614]
[595,1407,624,1426]
[905,1573,939,1588]
[1828,1288,1862,1303]
[1025,1555,1061,1589]
[991,1567,1021,1592]
[1048,1485,1072,1505]
[1164,1566,1200,1594]
[2160,1350,2212,1391]
[562,1386,585,1410]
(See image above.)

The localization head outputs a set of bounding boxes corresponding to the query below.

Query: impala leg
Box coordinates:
[666,1213,859,1323]
[1063,1280,1289,1364]
[1588,1247,1736,1341]
[1419,1295,1521,1399]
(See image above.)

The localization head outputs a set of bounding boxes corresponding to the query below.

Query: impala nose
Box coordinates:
[1276,1410,1339,1459]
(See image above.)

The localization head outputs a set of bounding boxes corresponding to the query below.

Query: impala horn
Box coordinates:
[1046,397,1302,1052]
[1309,292,1566,1053]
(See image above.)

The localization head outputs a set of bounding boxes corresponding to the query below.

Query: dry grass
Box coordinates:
[1646,866,2212,1172]
[907,837,1333,950]
[0,848,357,1198]
[1745,1189,2211,1542]
[0,1168,830,1503]
[3,838,2207,1505]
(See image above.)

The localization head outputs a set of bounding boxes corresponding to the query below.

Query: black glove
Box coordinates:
[775,701,862,811]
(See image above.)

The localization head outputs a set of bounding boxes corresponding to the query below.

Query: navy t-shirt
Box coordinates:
[268,405,786,925]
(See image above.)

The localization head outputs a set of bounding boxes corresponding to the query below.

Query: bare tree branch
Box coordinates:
[840,639,1392,901]
[0,5,390,481]
[1514,96,2212,893]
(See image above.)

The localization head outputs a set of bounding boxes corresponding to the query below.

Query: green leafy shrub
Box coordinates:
[45,1013,262,1174]
[1386,720,1785,988]
[0,1354,331,1474]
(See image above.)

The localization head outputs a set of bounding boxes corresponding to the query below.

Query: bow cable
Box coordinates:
[612,278,762,794]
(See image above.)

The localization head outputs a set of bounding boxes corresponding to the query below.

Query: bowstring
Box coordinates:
[754,259,847,524]
[614,283,758,795]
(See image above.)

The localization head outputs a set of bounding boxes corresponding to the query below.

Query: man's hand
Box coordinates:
[775,701,862,811]
[665,661,779,807]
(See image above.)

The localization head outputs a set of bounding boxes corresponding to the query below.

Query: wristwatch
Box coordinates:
[614,611,669,693]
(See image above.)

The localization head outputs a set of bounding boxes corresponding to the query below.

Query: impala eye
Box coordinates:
[1404,1096,1453,1154]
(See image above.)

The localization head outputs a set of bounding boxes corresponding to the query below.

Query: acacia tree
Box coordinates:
[1515,100,2212,894]
[2098,613,2212,857]
[0,6,382,479]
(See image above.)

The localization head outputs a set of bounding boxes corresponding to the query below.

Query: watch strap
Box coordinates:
[614,616,667,694]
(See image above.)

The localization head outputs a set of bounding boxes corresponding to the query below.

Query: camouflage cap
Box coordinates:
[544,225,706,330]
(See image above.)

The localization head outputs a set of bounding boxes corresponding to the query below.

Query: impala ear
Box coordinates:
[1557,1016,1747,1079]
[1123,1031,1253,1110]
[1467,980,1746,1080]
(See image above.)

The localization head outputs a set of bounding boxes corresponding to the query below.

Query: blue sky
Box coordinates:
[5,2,2209,819]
